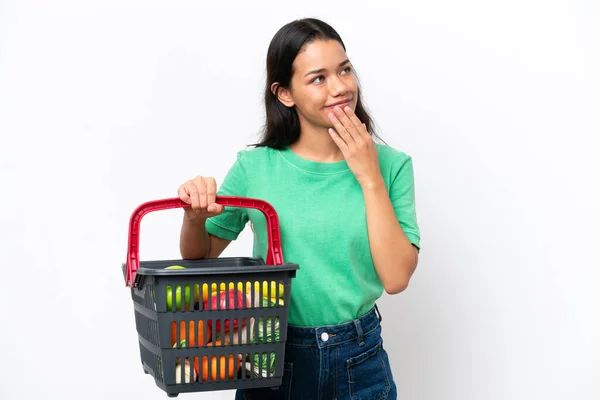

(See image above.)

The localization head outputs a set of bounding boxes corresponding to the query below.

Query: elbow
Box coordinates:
[380,251,419,294]
[180,248,207,260]
[385,251,418,294]
[384,279,409,295]
[383,264,415,294]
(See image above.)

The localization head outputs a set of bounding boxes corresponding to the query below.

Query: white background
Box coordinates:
[1,1,599,399]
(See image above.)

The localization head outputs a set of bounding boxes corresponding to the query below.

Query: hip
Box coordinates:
[237,305,397,400]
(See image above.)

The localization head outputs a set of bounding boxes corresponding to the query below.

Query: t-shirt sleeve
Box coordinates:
[204,151,249,241]
[390,155,421,251]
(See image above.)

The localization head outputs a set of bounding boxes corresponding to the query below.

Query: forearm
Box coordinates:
[179,215,210,259]
[362,179,418,294]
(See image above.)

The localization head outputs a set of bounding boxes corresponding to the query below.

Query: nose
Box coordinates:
[328,75,349,97]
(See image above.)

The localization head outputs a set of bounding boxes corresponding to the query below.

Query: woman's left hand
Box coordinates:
[328,105,383,189]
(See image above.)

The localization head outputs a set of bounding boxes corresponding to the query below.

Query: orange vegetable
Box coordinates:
[193,340,242,381]
[188,320,208,347]
[170,321,183,347]
[171,320,209,347]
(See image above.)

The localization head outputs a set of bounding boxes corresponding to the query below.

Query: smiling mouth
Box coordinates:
[325,99,352,108]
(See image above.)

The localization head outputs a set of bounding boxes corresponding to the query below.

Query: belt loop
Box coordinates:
[353,318,365,346]
[374,304,382,323]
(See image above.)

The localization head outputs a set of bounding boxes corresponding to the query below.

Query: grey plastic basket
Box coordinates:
[123,196,299,397]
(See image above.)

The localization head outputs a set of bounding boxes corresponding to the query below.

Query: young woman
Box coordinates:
[177,18,420,400]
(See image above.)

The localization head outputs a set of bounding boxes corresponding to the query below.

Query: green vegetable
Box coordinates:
[247,315,280,377]
[255,316,280,344]
[251,352,276,378]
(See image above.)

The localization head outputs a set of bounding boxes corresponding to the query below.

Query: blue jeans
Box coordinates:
[235,305,397,400]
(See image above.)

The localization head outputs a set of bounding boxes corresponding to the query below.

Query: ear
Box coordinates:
[271,82,295,108]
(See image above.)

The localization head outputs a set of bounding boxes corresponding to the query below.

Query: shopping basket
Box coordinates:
[123,196,299,397]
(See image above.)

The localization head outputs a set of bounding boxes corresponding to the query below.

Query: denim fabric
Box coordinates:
[235,306,397,400]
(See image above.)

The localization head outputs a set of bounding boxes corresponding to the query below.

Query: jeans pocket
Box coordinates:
[238,361,293,400]
[346,341,391,400]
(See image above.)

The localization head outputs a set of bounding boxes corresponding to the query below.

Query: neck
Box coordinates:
[289,123,344,163]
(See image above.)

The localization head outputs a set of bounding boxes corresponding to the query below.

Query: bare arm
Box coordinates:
[362,179,419,294]
[179,216,232,259]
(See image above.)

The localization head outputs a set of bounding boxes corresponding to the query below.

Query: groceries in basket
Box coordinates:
[205,287,246,332]
[175,356,196,384]
[168,286,284,383]
[207,285,283,346]
[202,281,285,305]
[173,339,244,382]
[245,296,282,378]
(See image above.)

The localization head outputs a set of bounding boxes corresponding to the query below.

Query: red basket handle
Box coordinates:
[125,196,284,288]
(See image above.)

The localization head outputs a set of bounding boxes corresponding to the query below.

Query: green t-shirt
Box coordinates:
[205,144,420,327]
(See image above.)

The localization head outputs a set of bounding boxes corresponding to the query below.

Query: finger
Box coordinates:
[207,203,224,214]
[196,176,208,210]
[329,127,348,152]
[198,178,208,211]
[206,177,217,207]
[328,110,353,144]
[187,183,201,210]
[333,106,360,140]
[178,185,192,204]
[342,106,367,136]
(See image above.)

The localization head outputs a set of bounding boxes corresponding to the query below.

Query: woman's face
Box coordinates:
[285,39,358,130]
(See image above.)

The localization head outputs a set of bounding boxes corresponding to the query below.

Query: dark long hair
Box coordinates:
[249,18,384,149]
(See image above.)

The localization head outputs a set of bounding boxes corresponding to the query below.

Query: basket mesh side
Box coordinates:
[139,338,164,382]
[135,306,160,347]
[132,281,156,311]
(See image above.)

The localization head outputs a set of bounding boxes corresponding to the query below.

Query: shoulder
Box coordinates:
[227,146,282,179]
[235,145,280,163]
[375,143,417,188]
[375,143,413,169]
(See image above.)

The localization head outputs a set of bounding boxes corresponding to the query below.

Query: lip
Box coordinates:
[325,99,352,108]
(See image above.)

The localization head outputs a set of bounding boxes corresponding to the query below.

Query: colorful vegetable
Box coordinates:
[246,353,276,378]
[192,341,243,382]
[166,285,191,311]
[172,340,197,384]
[170,320,209,347]
[246,308,280,377]
[205,354,242,382]
[215,317,255,345]
[252,281,285,299]
[255,316,280,344]
[175,358,196,384]
[201,282,245,303]
[204,288,246,333]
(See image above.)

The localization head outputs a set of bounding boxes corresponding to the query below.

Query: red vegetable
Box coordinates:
[204,288,246,333]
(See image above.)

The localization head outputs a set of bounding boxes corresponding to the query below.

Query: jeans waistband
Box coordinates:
[285,305,382,349]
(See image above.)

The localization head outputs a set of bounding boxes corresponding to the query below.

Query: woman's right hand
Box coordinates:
[178,176,225,223]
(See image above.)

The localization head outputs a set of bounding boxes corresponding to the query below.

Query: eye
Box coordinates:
[340,66,353,75]
[311,75,325,84]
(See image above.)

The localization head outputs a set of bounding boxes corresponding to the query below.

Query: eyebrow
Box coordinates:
[304,59,351,77]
